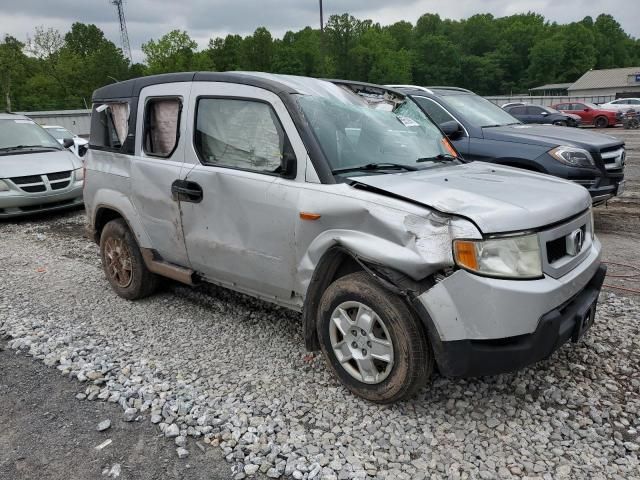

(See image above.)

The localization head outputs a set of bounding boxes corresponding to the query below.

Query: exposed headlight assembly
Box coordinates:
[74,167,84,181]
[549,146,595,168]
[0,179,10,192]
[453,233,542,279]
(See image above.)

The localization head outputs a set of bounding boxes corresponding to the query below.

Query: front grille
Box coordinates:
[546,225,586,264]
[47,171,71,181]
[600,147,625,171]
[20,185,47,193]
[50,181,70,190]
[11,175,43,185]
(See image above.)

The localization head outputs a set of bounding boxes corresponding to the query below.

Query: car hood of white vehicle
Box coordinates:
[350,162,592,233]
[1,150,81,179]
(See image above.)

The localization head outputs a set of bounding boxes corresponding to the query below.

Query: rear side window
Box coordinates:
[510,106,526,115]
[143,97,182,157]
[194,98,285,174]
[90,102,130,151]
[413,97,455,125]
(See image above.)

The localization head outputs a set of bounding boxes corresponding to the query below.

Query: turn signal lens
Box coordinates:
[453,240,479,271]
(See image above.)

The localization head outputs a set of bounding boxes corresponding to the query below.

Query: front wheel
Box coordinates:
[553,120,567,127]
[317,272,433,403]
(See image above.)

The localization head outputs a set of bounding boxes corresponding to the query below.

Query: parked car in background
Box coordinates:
[85,73,606,403]
[0,113,84,218]
[503,104,580,127]
[553,102,621,128]
[390,85,625,204]
[42,125,88,158]
[500,102,526,109]
[599,98,640,112]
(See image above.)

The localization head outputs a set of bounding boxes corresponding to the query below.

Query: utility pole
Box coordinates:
[319,0,324,34]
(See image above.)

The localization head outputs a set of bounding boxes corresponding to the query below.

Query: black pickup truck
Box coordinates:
[391,85,626,204]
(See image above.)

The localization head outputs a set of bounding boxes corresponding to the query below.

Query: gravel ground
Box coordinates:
[1,209,639,480]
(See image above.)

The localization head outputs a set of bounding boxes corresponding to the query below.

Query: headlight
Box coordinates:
[549,146,595,168]
[74,167,84,181]
[0,179,9,192]
[453,233,542,279]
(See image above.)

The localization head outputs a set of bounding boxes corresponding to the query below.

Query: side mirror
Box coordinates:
[440,120,464,140]
[62,138,74,149]
[541,111,549,116]
[78,144,89,157]
[583,108,590,112]
[280,140,297,179]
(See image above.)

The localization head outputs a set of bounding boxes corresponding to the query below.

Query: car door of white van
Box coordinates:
[178,82,305,303]
[130,82,191,266]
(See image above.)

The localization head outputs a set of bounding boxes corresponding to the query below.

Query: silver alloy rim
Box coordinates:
[329,301,394,384]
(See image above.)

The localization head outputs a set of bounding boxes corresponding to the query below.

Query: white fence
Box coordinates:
[485,95,616,107]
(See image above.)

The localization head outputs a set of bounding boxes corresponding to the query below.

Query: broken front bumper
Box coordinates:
[413,236,604,377]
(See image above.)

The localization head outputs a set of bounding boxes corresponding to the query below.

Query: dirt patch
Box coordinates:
[0,340,232,480]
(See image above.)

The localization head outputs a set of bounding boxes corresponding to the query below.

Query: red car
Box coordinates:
[552,102,621,128]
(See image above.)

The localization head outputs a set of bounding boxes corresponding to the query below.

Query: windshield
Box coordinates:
[0,119,62,152]
[545,107,560,114]
[296,93,456,175]
[45,127,74,140]
[583,102,599,109]
[444,94,520,127]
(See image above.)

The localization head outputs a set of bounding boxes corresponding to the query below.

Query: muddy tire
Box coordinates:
[594,116,608,128]
[317,272,433,403]
[100,219,158,300]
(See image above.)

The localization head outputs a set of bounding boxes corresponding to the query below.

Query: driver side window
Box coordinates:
[414,97,456,125]
[194,98,287,174]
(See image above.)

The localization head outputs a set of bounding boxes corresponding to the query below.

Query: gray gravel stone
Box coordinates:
[96,420,111,432]
[176,447,189,459]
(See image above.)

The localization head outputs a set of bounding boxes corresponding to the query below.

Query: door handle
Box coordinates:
[171,180,203,203]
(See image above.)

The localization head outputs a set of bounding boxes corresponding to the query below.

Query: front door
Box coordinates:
[129,82,192,266]
[178,82,305,302]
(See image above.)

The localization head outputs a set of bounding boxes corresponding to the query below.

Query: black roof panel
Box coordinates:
[92,72,300,101]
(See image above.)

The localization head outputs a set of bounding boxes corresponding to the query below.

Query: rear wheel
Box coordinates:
[317,272,433,403]
[100,219,158,300]
[594,116,608,128]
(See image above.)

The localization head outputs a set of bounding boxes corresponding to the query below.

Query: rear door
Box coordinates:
[177,82,306,301]
[129,82,191,266]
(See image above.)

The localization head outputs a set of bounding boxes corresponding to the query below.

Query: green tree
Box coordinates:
[142,30,210,74]
[0,36,27,111]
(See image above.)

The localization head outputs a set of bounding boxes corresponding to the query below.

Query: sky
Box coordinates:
[1,0,639,63]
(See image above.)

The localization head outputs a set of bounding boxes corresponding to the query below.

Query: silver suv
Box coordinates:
[84,73,606,403]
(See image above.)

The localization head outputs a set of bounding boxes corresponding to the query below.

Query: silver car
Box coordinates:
[0,113,84,218]
[84,73,605,403]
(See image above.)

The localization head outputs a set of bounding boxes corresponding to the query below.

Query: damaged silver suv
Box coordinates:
[84,73,606,403]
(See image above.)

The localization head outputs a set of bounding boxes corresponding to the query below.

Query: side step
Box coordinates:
[140,248,196,286]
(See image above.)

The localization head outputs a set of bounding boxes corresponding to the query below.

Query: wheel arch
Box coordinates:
[301,245,434,351]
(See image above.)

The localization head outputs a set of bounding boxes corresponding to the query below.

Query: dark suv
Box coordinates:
[391,86,626,204]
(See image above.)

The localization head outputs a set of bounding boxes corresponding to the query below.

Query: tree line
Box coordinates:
[1,12,639,111]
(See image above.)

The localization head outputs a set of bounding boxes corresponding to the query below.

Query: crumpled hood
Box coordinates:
[351,162,591,233]
[0,150,80,178]
[483,124,623,151]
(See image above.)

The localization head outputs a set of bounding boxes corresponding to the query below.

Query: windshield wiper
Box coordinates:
[0,144,58,152]
[331,162,418,175]
[416,154,458,163]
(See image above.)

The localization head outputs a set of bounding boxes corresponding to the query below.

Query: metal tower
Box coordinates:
[111,0,132,62]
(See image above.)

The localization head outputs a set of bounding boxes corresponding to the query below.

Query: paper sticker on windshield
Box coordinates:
[396,115,420,128]
[14,119,35,124]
